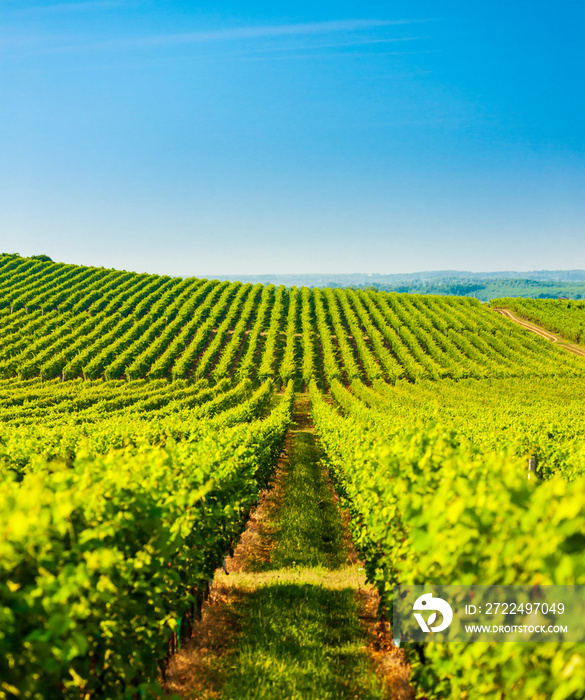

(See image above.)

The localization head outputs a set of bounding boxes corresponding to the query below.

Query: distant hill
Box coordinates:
[212,271,585,300]
[7,254,585,300]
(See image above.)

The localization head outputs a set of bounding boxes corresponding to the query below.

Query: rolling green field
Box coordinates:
[2,254,585,699]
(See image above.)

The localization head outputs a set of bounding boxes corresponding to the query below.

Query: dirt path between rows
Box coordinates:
[493,308,585,357]
[165,395,412,699]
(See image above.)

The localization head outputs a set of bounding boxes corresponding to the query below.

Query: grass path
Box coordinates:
[166,395,410,699]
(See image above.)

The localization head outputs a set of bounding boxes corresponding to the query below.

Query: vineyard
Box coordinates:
[2,253,585,699]
[492,296,585,345]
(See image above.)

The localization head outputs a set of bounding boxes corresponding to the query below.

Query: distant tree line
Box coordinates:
[361,277,585,301]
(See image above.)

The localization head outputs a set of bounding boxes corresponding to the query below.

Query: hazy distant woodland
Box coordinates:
[213,270,585,300]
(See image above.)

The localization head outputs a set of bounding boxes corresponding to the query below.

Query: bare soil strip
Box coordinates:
[494,308,585,357]
[165,395,412,699]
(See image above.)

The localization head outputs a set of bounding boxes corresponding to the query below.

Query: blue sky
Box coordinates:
[1,1,583,276]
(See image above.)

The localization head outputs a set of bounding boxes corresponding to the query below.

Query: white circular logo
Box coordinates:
[413,593,453,633]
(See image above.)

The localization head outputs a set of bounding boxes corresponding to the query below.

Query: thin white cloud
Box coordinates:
[237,50,436,65]
[0,17,429,56]
[197,36,426,62]
[279,36,423,51]
[99,19,426,50]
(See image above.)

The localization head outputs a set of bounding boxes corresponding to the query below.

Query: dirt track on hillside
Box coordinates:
[493,308,585,357]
